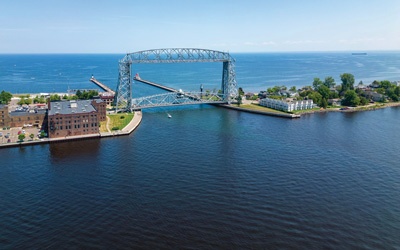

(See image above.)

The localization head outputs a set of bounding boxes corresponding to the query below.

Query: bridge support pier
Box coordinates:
[114,56,132,111]
[222,60,237,104]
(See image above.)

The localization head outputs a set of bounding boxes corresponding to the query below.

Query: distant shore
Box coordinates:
[228,97,400,118]
[293,102,400,115]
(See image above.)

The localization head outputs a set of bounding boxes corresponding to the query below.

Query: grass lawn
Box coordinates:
[239,104,288,114]
[105,113,134,131]
[99,120,108,133]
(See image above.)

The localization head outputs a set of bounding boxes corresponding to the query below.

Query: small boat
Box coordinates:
[167,113,172,118]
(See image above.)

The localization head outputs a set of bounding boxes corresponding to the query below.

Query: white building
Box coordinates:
[259,98,314,112]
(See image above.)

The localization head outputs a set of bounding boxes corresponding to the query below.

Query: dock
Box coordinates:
[90,77,115,95]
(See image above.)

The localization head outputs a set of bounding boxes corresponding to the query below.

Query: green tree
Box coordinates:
[320,98,328,108]
[395,86,400,97]
[324,76,336,88]
[360,96,369,105]
[82,90,89,99]
[236,94,242,106]
[342,90,360,106]
[238,87,245,96]
[0,90,13,104]
[88,90,98,99]
[29,133,35,140]
[267,86,281,94]
[62,94,68,100]
[76,90,82,99]
[308,92,322,106]
[376,88,385,95]
[340,73,355,95]
[289,86,297,92]
[391,94,399,102]
[329,91,339,99]
[312,78,324,90]
[18,98,25,105]
[24,98,32,105]
[317,85,330,100]
[249,94,258,100]
[39,131,46,138]
[50,94,61,101]
[33,96,40,103]
[18,134,26,142]
[380,80,392,89]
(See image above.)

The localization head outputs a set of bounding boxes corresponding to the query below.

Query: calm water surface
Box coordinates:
[0,53,400,248]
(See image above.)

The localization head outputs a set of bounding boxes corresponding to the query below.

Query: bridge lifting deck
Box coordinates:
[131,77,226,110]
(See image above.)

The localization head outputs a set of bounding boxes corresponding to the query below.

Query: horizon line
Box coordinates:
[1,49,400,55]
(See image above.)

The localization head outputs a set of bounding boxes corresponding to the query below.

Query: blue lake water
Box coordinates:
[0,52,400,249]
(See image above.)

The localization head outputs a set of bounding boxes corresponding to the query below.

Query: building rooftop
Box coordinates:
[48,100,97,116]
[10,109,47,117]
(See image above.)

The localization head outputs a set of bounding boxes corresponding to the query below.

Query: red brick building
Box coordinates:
[1,104,47,128]
[48,99,106,138]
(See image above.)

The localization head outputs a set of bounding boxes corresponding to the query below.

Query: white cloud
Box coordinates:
[261,41,276,46]
[284,40,324,45]
[338,38,386,44]
[244,41,276,46]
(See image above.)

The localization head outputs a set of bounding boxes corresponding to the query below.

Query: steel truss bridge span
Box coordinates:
[131,91,225,110]
[115,48,238,111]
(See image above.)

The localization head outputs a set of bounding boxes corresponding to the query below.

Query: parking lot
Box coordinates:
[0,126,42,144]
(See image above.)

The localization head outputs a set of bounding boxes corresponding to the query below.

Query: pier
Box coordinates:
[90,77,115,95]
[134,76,178,93]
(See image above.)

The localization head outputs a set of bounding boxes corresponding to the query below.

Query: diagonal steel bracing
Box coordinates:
[131,91,225,109]
[114,48,238,111]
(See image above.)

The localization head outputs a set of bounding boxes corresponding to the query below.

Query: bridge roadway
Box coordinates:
[90,77,115,95]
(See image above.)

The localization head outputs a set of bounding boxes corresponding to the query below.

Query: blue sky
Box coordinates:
[1,0,399,53]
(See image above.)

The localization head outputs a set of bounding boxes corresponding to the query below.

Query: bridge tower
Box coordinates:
[114,48,238,111]
[114,55,132,111]
[222,60,237,103]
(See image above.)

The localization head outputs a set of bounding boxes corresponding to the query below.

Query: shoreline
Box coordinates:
[293,102,400,115]
[0,110,142,149]
[219,104,300,118]
[221,100,400,118]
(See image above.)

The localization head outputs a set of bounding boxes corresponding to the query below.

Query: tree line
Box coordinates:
[0,90,99,105]
[256,73,400,108]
